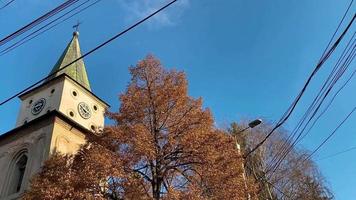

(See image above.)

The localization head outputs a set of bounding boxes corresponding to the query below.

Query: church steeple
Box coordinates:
[46,31,91,91]
[0,30,108,199]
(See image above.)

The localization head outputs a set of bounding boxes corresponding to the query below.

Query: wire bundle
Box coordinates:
[0,0,102,56]
[250,1,356,180]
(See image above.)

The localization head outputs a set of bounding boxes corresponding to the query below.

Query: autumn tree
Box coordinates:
[228,121,333,200]
[24,55,256,200]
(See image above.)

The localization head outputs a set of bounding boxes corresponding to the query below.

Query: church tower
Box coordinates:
[0,32,109,200]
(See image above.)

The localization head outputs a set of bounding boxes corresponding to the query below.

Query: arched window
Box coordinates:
[15,155,27,192]
[8,153,28,194]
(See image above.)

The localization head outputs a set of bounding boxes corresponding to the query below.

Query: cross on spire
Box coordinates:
[72,21,82,32]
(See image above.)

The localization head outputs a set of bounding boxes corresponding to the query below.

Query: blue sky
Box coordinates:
[0,0,355,199]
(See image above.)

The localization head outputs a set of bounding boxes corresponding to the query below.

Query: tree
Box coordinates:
[228,121,333,200]
[24,55,256,200]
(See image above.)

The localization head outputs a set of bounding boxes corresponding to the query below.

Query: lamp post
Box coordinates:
[233,119,262,200]
[234,119,262,152]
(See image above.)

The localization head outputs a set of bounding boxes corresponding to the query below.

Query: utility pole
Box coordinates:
[232,119,262,200]
[235,142,251,200]
[249,159,274,200]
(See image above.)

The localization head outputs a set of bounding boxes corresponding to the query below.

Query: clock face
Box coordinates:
[78,102,91,119]
[31,98,46,115]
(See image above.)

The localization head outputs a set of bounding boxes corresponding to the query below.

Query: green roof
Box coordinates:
[46,32,91,90]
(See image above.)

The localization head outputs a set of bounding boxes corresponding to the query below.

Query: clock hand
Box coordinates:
[80,105,87,112]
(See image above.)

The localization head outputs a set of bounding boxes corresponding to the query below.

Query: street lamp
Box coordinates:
[248,119,262,129]
[235,119,262,135]
[234,119,262,151]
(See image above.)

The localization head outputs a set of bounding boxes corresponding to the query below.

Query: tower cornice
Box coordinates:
[0,110,91,144]
[19,73,110,108]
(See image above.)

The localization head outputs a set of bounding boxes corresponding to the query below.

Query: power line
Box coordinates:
[0,0,101,56]
[245,13,356,159]
[267,39,356,174]
[289,106,356,170]
[0,0,178,106]
[0,0,80,47]
[265,0,355,170]
[295,43,356,144]
[319,0,354,60]
[304,106,356,162]
[267,35,356,173]
[269,36,356,168]
[267,44,356,174]
[0,0,15,10]
[316,146,356,161]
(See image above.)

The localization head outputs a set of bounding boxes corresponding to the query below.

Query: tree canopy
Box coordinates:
[23,55,256,200]
[228,121,333,200]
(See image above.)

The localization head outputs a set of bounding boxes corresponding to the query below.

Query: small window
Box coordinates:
[91,125,96,131]
[29,100,33,105]
[93,105,98,111]
[50,89,55,94]
[71,89,79,99]
[69,111,75,117]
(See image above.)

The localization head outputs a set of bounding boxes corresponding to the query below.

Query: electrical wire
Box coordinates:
[266,7,356,170]
[0,0,80,47]
[319,0,354,60]
[295,44,356,144]
[0,0,15,10]
[267,37,356,170]
[289,105,356,170]
[0,0,178,106]
[267,49,356,175]
[244,13,356,159]
[261,1,355,170]
[316,146,356,161]
[303,106,356,162]
[267,40,356,174]
[0,0,102,56]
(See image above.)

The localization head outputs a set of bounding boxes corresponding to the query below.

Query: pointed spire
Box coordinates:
[46,31,91,90]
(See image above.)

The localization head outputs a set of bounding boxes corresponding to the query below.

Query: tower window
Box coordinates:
[28,100,33,105]
[72,91,77,97]
[16,155,27,192]
[8,154,28,194]
[50,89,55,94]
[93,105,98,111]
[69,111,75,117]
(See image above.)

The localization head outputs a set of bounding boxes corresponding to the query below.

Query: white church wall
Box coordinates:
[59,77,106,132]
[49,117,87,156]
[0,122,53,200]
[15,79,64,127]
